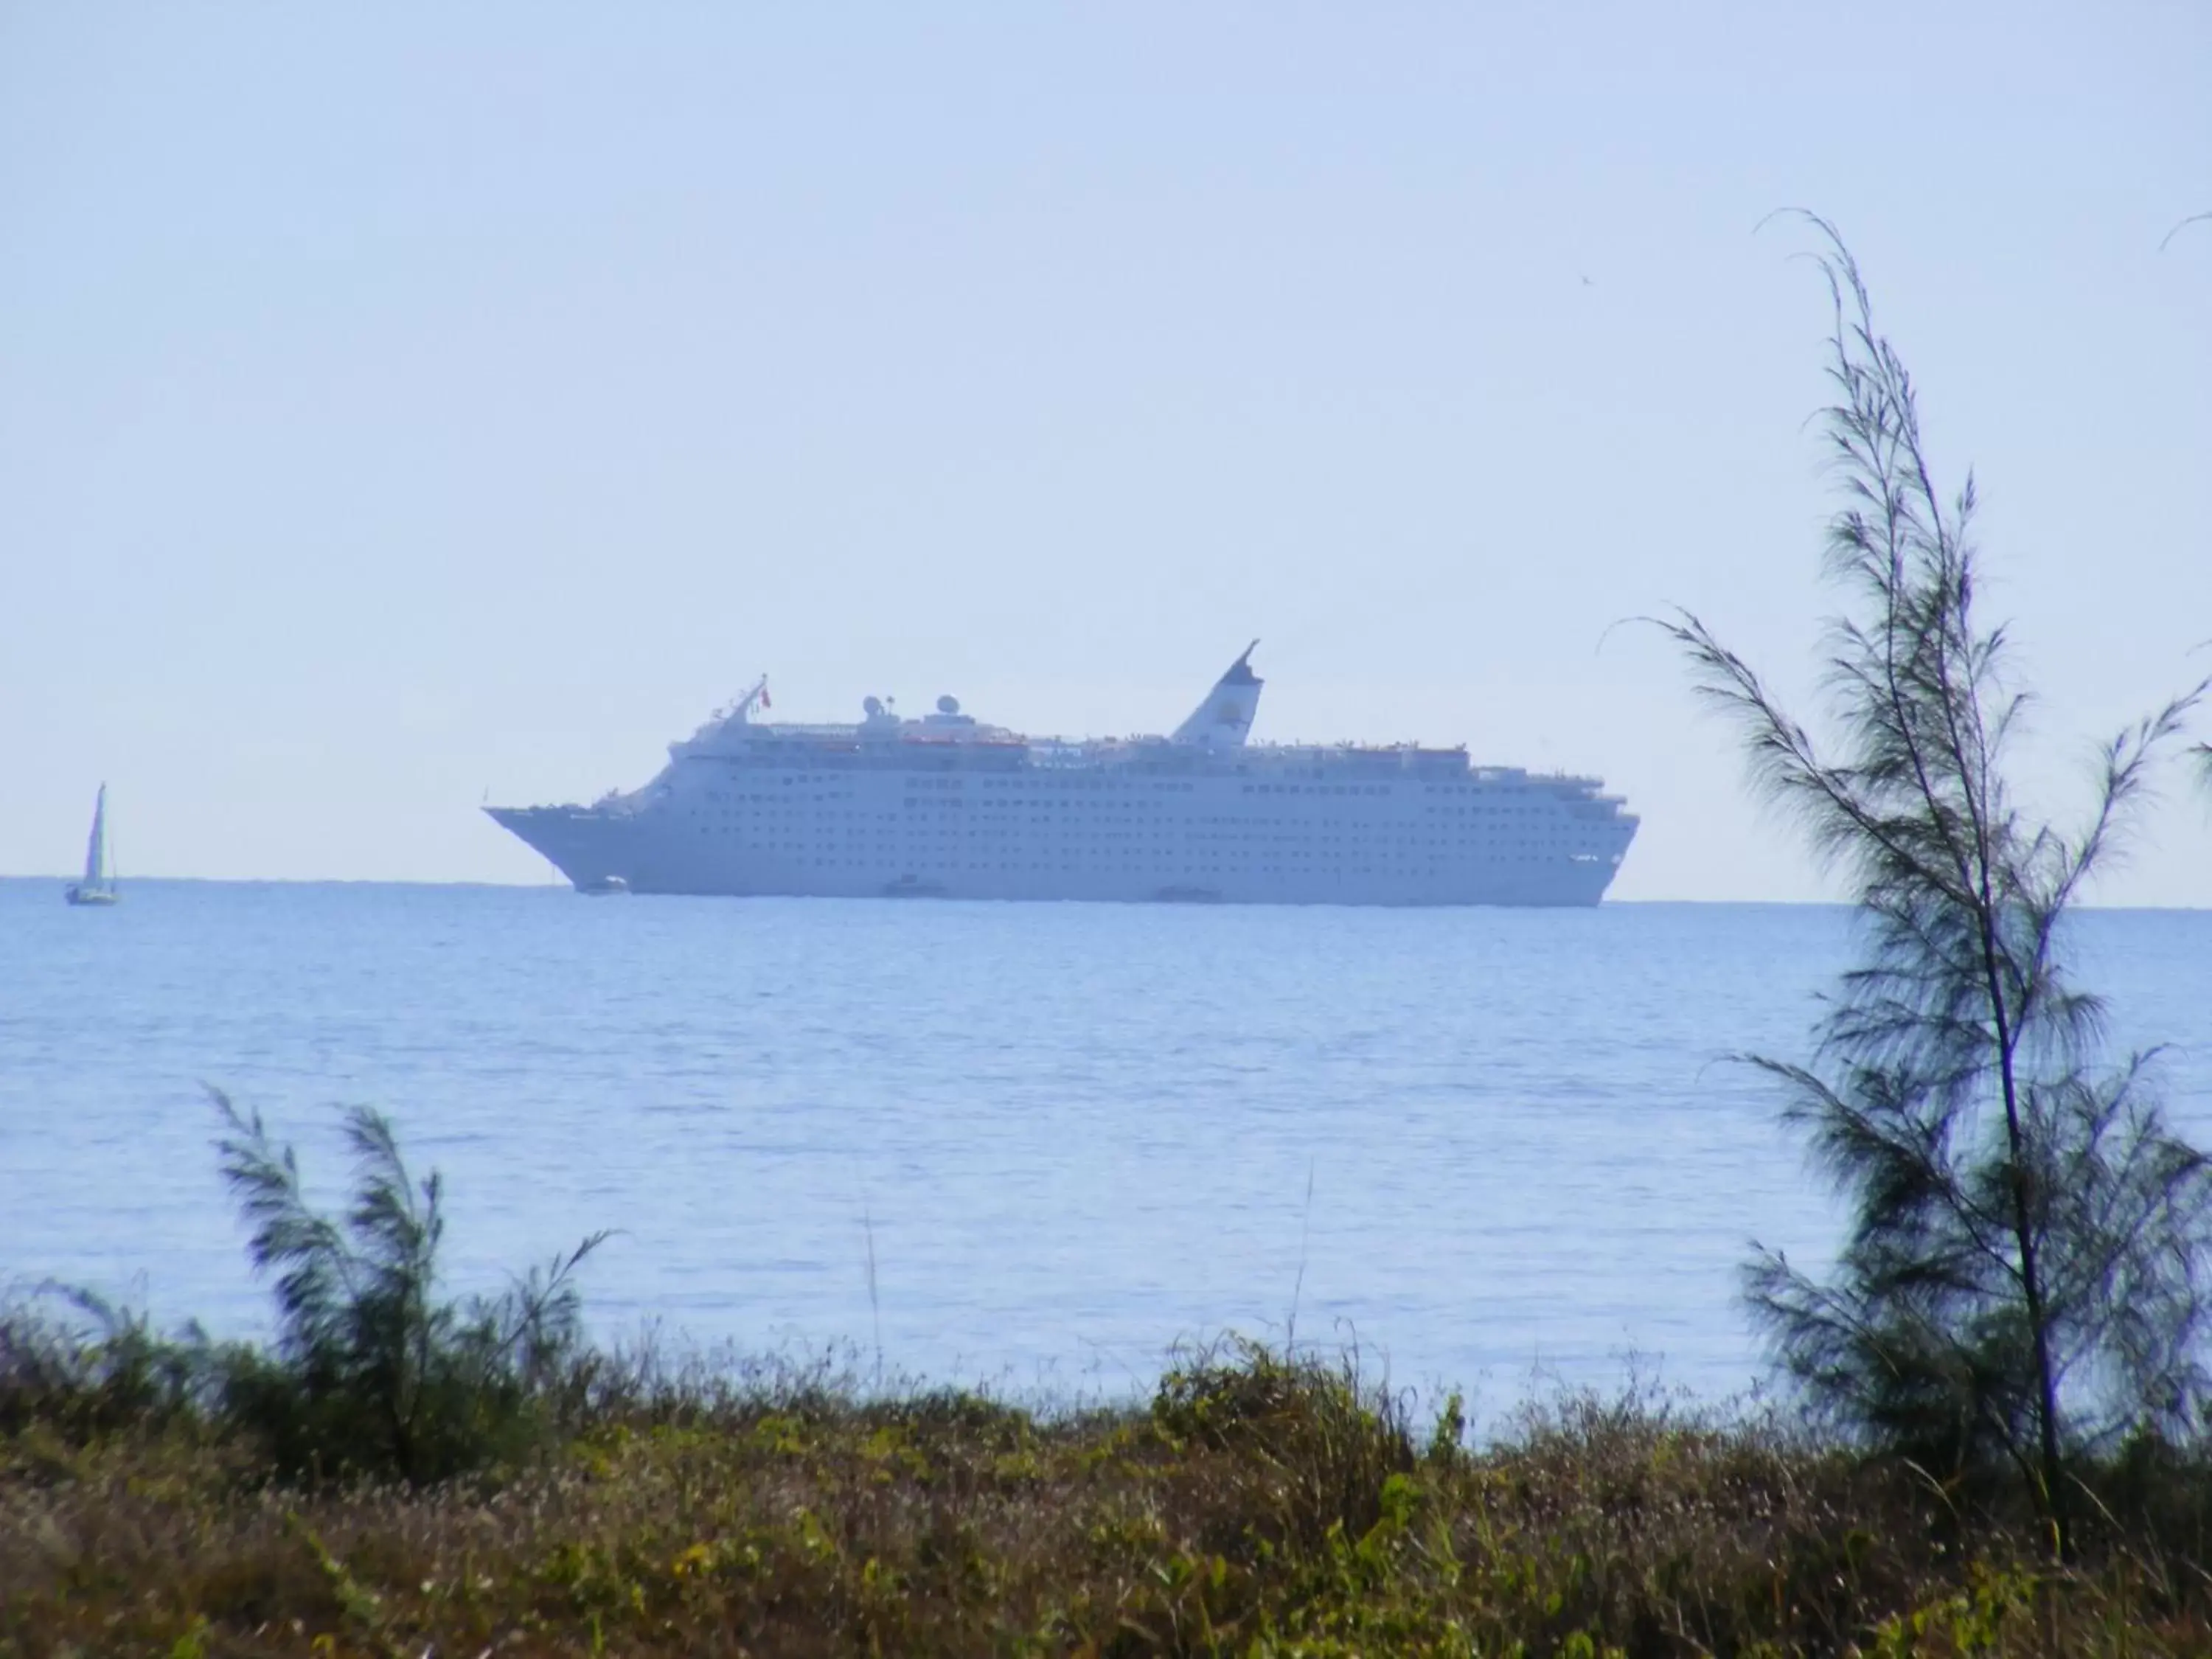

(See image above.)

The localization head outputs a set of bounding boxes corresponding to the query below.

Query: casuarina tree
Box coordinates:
[1665,218,2212,1557]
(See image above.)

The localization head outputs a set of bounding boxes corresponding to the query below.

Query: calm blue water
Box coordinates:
[4,880,2207,1408]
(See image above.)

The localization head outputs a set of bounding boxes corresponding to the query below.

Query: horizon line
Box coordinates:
[2,873,2208,914]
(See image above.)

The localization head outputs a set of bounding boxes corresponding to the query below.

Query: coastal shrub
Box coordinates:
[0,1289,204,1442]
[1665,218,2212,1554]
[207,1089,607,1484]
[1152,1338,1415,1553]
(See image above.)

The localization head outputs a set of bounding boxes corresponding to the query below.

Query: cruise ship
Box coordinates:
[487,647,1638,906]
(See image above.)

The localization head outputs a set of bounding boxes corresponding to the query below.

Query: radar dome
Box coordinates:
[936,695,961,715]
[863,695,885,717]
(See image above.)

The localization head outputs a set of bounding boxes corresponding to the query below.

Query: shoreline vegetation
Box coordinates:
[7,1290,2212,1656]
[13,233,2212,1655]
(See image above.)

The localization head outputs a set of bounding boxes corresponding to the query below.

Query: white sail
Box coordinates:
[83,785,108,886]
[66,784,119,905]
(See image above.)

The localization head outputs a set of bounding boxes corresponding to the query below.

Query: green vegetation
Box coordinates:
[9,1314,2212,1655]
[1663,220,2212,1559]
[209,1091,608,1486]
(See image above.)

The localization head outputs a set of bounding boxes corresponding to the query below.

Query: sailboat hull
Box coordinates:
[64,886,119,907]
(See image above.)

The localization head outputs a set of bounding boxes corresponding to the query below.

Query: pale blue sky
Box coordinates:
[4,3,2208,900]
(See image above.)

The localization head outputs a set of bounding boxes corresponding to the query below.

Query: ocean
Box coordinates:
[4,879,2208,1410]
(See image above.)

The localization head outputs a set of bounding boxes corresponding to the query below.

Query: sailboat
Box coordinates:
[64,784,119,906]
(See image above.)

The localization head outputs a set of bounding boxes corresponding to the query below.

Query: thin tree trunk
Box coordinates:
[1930,551,2070,1559]
[1978,916,2069,1559]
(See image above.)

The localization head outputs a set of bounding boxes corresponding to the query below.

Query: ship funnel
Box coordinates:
[1172,641,1263,749]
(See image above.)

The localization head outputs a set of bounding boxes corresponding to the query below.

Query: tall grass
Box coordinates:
[5,1093,608,1490]
[206,1089,609,1485]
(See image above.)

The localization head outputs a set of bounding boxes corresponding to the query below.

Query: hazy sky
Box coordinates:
[4,4,2208,900]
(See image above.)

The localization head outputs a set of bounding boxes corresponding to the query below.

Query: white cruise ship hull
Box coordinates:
[490,771,1630,908]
